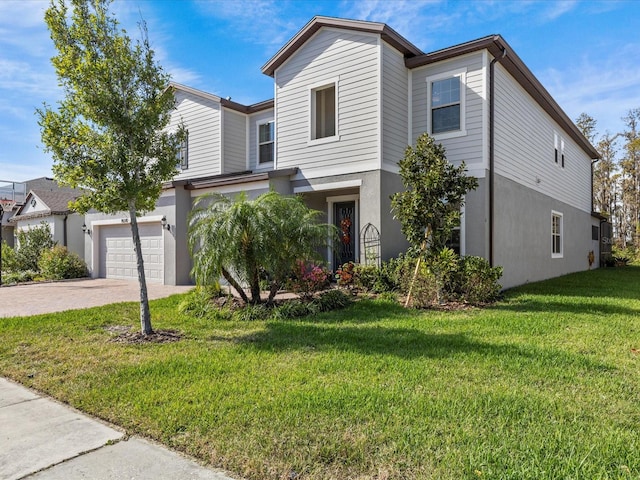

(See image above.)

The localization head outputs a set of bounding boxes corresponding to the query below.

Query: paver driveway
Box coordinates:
[0,278,192,318]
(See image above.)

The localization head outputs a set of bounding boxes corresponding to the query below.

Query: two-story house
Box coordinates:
[83,16,600,289]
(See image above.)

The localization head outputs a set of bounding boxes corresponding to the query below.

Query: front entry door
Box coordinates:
[334,201,356,270]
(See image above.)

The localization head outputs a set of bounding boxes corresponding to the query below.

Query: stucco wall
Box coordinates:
[493,173,594,289]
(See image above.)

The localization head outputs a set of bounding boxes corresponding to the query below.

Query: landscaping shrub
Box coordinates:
[312,288,352,312]
[178,285,221,318]
[400,259,440,308]
[1,241,19,274]
[288,260,329,300]
[453,255,503,304]
[15,223,56,272]
[352,264,379,292]
[38,245,88,280]
[2,270,37,285]
[272,300,314,320]
[232,303,271,322]
[335,261,356,289]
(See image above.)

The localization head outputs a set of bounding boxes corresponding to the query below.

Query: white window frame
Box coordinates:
[308,79,340,145]
[427,68,467,140]
[552,210,563,258]
[256,120,275,167]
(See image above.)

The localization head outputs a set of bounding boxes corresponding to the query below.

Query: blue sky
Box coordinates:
[1,0,639,182]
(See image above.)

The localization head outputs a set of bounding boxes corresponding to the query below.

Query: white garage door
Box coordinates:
[99,223,164,283]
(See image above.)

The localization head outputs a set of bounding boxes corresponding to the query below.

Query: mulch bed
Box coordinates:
[105,325,183,344]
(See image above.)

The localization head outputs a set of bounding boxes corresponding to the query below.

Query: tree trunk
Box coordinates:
[267,280,280,304]
[249,269,261,305]
[128,202,152,335]
[222,268,249,304]
[404,226,431,308]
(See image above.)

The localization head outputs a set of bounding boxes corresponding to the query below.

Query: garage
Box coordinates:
[98,223,164,283]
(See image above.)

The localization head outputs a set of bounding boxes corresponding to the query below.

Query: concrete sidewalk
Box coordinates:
[0,378,238,480]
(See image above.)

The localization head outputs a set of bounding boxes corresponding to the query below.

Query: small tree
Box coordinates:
[392,133,478,255]
[38,0,185,335]
[391,133,478,305]
[188,191,334,305]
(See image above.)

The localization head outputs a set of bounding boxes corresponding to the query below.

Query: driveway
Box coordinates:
[0,278,192,318]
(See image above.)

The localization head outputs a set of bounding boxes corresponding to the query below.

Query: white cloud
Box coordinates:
[193,0,301,47]
[538,0,578,21]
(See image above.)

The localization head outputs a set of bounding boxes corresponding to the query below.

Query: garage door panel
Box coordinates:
[99,223,164,283]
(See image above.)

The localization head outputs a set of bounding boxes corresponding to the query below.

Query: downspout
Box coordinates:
[63,214,68,247]
[489,46,506,267]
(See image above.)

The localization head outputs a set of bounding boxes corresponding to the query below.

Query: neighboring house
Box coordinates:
[9,178,85,259]
[0,179,27,248]
[84,16,600,289]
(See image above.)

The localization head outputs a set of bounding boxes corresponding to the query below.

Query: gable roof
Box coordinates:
[170,82,273,114]
[9,181,84,224]
[261,16,423,77]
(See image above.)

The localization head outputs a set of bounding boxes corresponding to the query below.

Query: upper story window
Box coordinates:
[552,211,563,258]
[427,69,466,139]
[258,121,274,164]
[310,82,337,141]
[554,132,565,168]
[176,134,188,170]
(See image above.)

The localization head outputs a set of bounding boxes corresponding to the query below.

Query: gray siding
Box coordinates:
[382,43,409,169]
[249,109,274,171]
[411,52,485,168]
[222,108,247,174]
[493,63,592,213]
[170,90,222,180]
[275,28,380,178]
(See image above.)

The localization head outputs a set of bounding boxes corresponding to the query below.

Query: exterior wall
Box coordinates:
[381,42,409,170]
[64,214,85,259]
[493,62,592,213]
[222,108,247,174]
[379,169,409,259]
[274,27,380,179]
[411,52,486,172]
[83,188,188,286]
[590,217,601,270]
[463,176,490,259]
[170,90,222,180]
[493,174,594,289]
[249,109,275,171]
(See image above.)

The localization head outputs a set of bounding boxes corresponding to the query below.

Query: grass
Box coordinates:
[1,267,639,479]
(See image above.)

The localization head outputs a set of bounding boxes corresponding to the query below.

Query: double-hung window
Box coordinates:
[552,211,563,258]
[428,70,466,138]
[258,121,274,164]
[310,83,337,141]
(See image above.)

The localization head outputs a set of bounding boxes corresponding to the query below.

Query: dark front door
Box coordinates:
[334,201,356,270]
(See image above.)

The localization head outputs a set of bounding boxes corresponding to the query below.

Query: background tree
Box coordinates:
[38,0,185,335]
[188,191,334,305]
[391,133,478,257]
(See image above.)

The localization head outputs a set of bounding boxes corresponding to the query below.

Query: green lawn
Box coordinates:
[1,267,639,479]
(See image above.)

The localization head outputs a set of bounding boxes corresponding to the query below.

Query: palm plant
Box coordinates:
[188,191,335,305]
